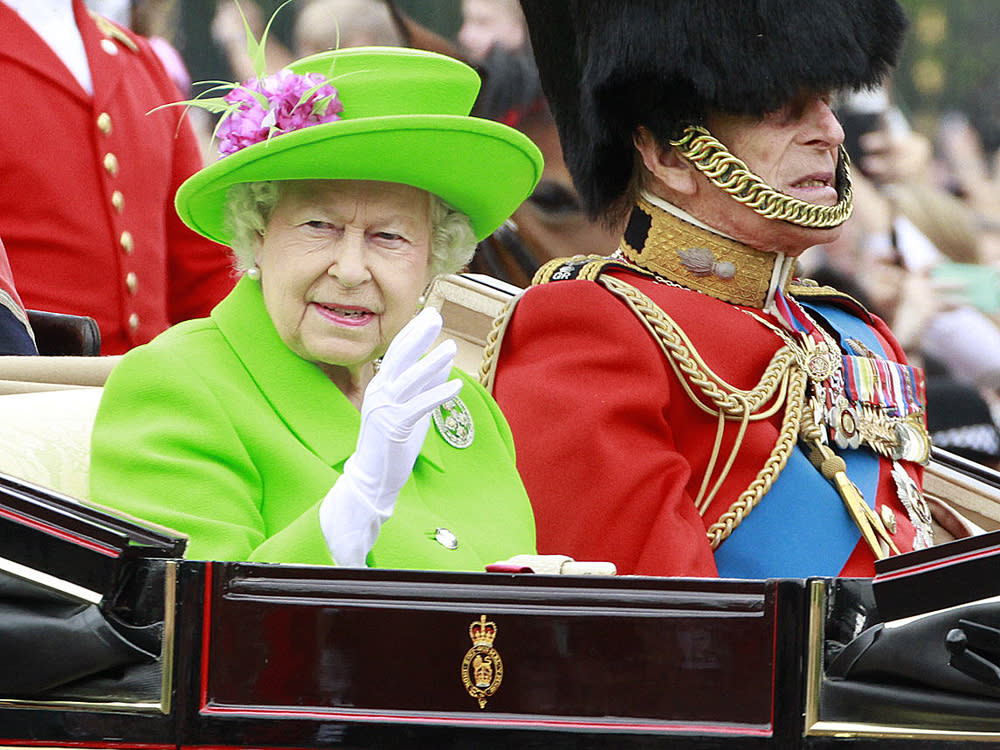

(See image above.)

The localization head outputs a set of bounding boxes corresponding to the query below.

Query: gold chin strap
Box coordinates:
[669,125,854,229]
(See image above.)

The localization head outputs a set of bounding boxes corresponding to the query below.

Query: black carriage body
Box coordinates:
[1,471,999,749]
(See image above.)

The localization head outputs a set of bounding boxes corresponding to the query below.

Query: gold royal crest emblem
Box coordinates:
[461,615,503,708]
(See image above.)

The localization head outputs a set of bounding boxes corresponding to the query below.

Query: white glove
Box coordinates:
[319,307,461,566]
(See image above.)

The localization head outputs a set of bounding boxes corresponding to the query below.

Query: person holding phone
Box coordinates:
[827,83,1000,392]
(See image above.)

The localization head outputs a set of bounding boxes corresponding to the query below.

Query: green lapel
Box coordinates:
[210,277,445,472]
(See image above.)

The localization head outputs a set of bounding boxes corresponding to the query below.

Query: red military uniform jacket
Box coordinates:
[0,1,234,354]
[489,203,928,579]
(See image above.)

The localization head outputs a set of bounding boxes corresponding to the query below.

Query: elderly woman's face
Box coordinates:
[255,180,433,377]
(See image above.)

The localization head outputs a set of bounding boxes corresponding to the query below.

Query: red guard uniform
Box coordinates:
[0,1,234,354]
[488,201,930,579]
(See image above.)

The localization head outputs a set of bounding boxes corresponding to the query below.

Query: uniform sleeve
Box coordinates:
[491,281,718,577]
[164,111,237,324]
[138,35,236,325]
[89,344,332,564]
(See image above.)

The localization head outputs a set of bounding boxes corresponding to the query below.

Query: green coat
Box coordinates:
[89,277,536,570]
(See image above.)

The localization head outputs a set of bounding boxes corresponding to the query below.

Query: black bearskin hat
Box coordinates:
[519,0,908,220]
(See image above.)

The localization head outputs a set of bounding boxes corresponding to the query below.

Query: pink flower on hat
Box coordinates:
[216,69,344,156]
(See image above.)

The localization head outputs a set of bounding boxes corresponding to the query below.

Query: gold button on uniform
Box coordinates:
[120,231,134,254]
[128,313,140,331]
[125,272,138,294]
[111,190,124,213]
[97,112,112,134]
[103,153,119,176]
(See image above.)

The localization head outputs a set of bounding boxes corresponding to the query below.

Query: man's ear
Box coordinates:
[633,127,698,196]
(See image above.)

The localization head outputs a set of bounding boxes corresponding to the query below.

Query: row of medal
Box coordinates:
[776,294,935,550]
[805,336,931,465]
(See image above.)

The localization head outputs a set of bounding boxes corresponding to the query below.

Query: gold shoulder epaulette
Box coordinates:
[481,255,643,389]
[532,255,613,285]
[532,254,653,286]
[789,278,873,322]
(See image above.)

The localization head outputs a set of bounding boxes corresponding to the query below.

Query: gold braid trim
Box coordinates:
[669,126,853,229]
[798,406,899,558]
[89,11,140,52]
[599,275,793,417]
[597,275,805,548]
[704,367,807,549]
[480,256,621,390]
[479,263,808,550]
[479,289,521,391]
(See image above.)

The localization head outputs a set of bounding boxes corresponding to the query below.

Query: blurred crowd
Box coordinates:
[5,0,1000,469]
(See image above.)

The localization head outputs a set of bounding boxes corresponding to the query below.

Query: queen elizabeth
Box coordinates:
[88,46,542,569]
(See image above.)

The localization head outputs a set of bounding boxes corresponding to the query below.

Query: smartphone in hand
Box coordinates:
[931,262,1000,314]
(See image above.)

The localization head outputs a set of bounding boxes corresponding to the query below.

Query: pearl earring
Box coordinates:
[246,266,261,281]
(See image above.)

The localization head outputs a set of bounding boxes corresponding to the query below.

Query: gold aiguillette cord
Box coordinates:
[801,413,900,559]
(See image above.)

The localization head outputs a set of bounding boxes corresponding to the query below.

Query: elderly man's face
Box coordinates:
[692,93,846,255]
[255,180,432,383]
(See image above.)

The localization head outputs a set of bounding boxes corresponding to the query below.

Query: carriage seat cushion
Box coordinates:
[0,387,103,502]
[425,272,520,375]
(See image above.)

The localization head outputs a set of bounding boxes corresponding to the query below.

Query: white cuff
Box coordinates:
[319,472,393,567]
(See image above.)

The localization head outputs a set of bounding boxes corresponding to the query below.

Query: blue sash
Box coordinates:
[713,301,886,579]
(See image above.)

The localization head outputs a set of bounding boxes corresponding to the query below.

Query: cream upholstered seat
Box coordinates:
[0,355,118,500]
[424,272,520,376]
[0,354,119,394]
[0,387,103,501]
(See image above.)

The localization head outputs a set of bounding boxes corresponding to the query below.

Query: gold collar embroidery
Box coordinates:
[619,197,792,309]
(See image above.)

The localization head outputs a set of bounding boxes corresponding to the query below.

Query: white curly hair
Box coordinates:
[223,181,477,278]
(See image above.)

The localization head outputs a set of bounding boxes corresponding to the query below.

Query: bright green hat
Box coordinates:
[175,46,543,242]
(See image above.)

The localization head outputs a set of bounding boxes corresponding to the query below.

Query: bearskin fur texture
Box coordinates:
[519,0,908,220]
